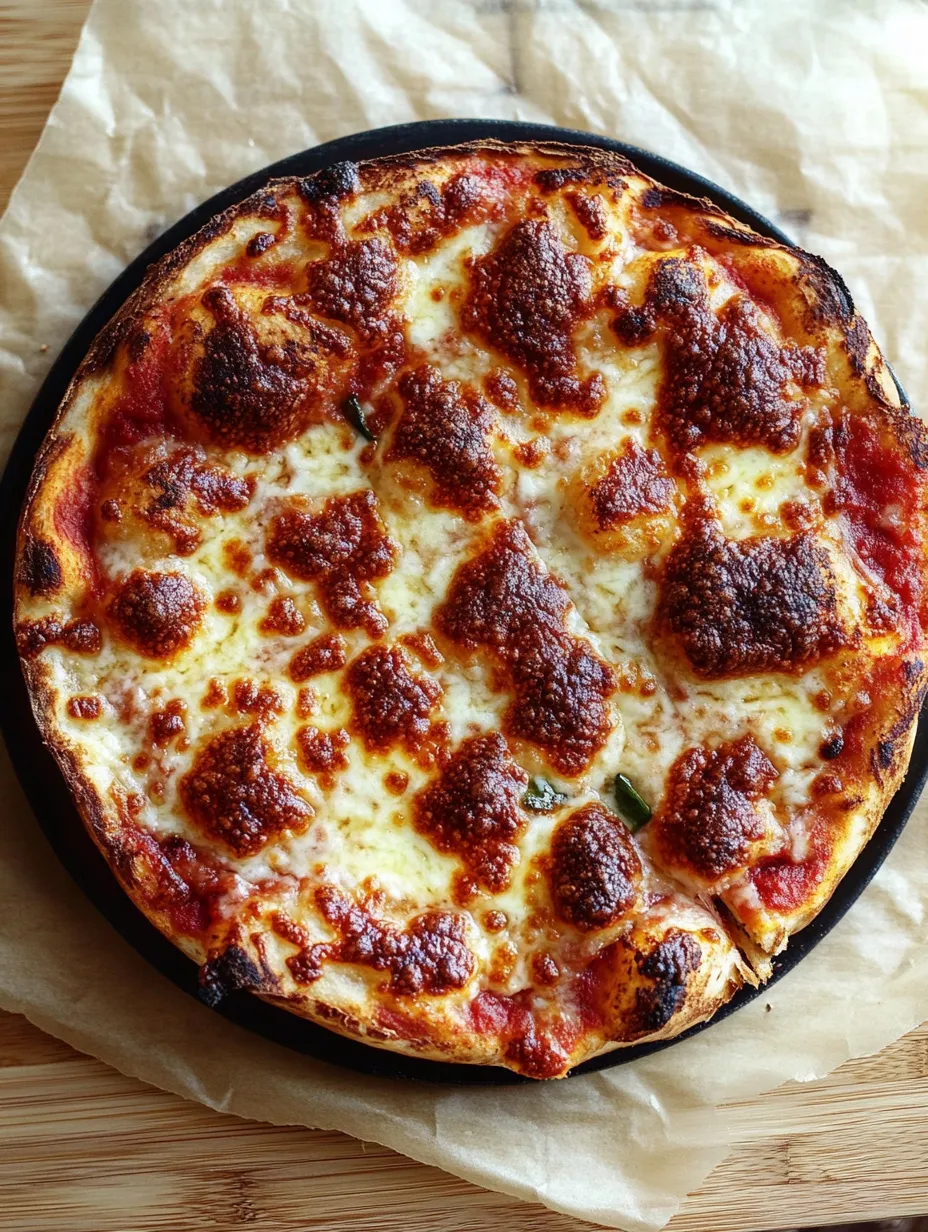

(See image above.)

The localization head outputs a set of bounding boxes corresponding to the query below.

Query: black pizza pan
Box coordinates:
[2,118,925,1085]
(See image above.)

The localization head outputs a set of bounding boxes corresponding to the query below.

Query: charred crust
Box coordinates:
[298,160,360,203]
[633,931,702,1032]
[797,251,855,325]
[639,184,726,218]
[701,218,777,248]
[844,315,872,376]
[199,945,266,1007]
[18,535,63,597]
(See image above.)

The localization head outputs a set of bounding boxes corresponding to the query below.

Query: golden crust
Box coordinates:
[14,139,928,1078]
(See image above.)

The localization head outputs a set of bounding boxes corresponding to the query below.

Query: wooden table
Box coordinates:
[2,3,928,1228]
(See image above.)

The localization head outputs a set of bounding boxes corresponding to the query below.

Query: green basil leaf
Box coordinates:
[523,776,568,812]
[342,393,376,442]
[613,773,651,832]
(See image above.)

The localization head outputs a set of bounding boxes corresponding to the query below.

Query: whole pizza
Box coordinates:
[14,140,928,1078]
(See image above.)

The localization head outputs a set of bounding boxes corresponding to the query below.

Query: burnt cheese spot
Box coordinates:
[231,679,285,717]
[17,616,102,659]
[289,631,348,682]
[549,803,642,930]
[589,439,674,529]
[567,192,609,241]
[305,238,398,346]
[296,725,350,782]
[614,257,823,455]
[412,733,528,895]
[189,287,330,453]
[436,520,616,775]
[346,644,442,754]
[660,518,848,677]
[109,570,205,660]
[137,447,253,554]
[19,536,63,597]
[149,699,187,746]
[462,220,604,415]
[634,931,702,1032]
[259,596,306,636]
[313,885,475,995]
[387,365,502,519]
[360,172,497,255]
[654,736,778,881]
[266,490,397,637]
[180,724,312,857]
[66,694,103,720]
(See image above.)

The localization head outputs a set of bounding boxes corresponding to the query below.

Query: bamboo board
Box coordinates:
[2,4,928,1228]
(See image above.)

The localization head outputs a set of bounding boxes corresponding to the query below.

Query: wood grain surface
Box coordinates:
[2,3,928,1230]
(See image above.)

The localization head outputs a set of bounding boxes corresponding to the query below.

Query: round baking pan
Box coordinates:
[2,118,925,1085]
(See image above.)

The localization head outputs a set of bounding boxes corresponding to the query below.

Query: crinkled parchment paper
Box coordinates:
[2,2,928,1228]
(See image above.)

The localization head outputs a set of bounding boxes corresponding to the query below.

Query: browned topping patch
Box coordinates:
[532,952,560,986]
[189,287,334,453]
[613,257,824,455]
[654,736,778,881]
[549,803,642,930]
[17,616,102,659]
[436,520,616,775]
[109,570,205,660]
[66,694,103,721]
[296,686,317,718]
[589,439,674,529]
[359,171,499,255]
[267,490,397,637]
[150,698,187,746]
[513,438,548,468]
[387,365,502,520]
[137,446,253,554]
[315,885,475,996]
[413,733,528,895]
[296,725,350,782]
[659,517,848,677]
[346,644,442,754]
[462,220,604,415]
[180,724,312,856]
[289,631,348,682]
[260,596,306,636]
[305,238,398,346]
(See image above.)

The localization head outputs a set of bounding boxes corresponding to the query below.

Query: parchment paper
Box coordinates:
[2,2,928,1228]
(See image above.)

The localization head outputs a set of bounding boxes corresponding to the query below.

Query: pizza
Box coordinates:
[14,139,928,1079]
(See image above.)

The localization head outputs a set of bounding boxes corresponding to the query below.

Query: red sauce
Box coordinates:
[835,415,924,633]
[53,466,99,587]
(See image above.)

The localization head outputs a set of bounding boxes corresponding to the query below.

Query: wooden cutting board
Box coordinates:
[2,3,928,1229]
